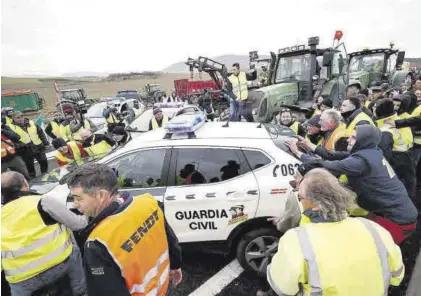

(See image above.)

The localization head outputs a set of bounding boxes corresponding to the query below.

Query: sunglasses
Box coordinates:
[281,108,291,112]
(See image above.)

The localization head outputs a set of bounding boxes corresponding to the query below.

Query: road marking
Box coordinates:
[188,259,244,296]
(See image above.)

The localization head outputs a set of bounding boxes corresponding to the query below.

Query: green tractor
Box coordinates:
[346,44,411,95]
[252,35,347,123]
[140,84,165,105]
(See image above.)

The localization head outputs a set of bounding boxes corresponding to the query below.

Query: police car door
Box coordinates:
[105,148,171,202]
[164,146,260,243]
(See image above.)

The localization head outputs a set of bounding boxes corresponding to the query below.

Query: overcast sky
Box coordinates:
[1,0,419,76]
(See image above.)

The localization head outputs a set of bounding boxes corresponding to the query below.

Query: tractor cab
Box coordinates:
[254,33,347,123]
[347,45,409,95]
[60,88,86,103]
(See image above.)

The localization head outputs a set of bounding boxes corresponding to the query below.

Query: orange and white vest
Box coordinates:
[1,138,16,158]
[87,194,170,296]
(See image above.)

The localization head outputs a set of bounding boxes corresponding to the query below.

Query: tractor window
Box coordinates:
[349,53,385,73]
[387,54,397,73]
[316,57,328,79]
[276,53,311,83]
[61,90,82,101]
[331,53,343,76]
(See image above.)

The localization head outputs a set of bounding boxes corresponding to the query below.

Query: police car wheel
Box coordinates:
[236,228,281,277]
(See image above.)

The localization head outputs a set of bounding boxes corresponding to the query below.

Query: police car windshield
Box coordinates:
[263,123,298,153]
[86,103,107,118]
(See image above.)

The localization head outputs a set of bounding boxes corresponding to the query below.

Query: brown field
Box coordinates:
[1,73,195,116]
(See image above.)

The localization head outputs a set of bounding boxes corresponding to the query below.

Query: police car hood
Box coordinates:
[351,125,381,152]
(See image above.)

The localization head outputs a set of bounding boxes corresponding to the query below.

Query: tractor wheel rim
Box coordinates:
[244,236,279,273]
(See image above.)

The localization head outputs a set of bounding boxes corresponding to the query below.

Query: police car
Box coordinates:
[30,112,301,275]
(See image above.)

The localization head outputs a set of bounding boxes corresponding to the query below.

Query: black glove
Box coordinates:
[297,160,323,176]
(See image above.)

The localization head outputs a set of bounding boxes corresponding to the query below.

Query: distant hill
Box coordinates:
[163,54,264,73]
[62,71,109,77]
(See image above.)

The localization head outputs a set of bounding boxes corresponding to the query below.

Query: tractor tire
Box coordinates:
[236,228,281,277]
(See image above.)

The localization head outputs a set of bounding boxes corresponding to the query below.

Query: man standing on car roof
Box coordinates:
[9,111,49,179]
[228,63,250,122]
[66,163,183,296]
[149,108,169,131]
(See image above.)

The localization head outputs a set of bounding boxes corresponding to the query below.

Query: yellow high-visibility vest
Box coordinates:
[1,195,73,283]
[84,135,113,156]
[322,123,348,151]
[410,106,421,145]
[5,116,13,126]
[59,124,72,142]
[377,114,413,152]
[151,116,169,130]
[50,121,61,138]
[72,120,91,141]
[106,112,120,124]
[10,121,42,145]
[268,218,404,296]
[55,141,82,165]
[289,121,299,135]
[346,112,375,135]
[229,72,248,101]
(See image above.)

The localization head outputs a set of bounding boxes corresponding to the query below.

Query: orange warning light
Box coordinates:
[334,30,343,41]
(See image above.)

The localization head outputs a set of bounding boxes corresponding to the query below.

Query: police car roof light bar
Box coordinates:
[164,112,206,139]
[154,102,184,109]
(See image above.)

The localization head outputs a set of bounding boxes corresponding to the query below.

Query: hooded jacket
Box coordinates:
[301,125,417,224]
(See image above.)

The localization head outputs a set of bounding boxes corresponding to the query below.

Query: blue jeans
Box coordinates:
[229,99,247,122]
[9,244,86,296]
[229,98,239,121]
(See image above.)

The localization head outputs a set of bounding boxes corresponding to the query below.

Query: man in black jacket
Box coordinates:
[66,163,182,296]
[286,125,418,244]
[373,98,416,202]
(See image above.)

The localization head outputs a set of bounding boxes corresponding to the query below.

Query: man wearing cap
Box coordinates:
[149,108,169,131]
[304,115,323,145]
[111,126,131,147]
[52,138,88,167]
[9,111,49,179]
[319,98,333,113]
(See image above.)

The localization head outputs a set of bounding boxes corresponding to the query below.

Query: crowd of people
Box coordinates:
[1,74,420,295]
[259,78,421,295]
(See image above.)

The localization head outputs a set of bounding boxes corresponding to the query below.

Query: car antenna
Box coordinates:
[222,119,229,128]
[257,122,263,128]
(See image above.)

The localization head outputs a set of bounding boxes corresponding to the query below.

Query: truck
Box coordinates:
[346,44,412,95]
[173,78,220,99]
[253,33,348,123]
[1,90,44,112]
